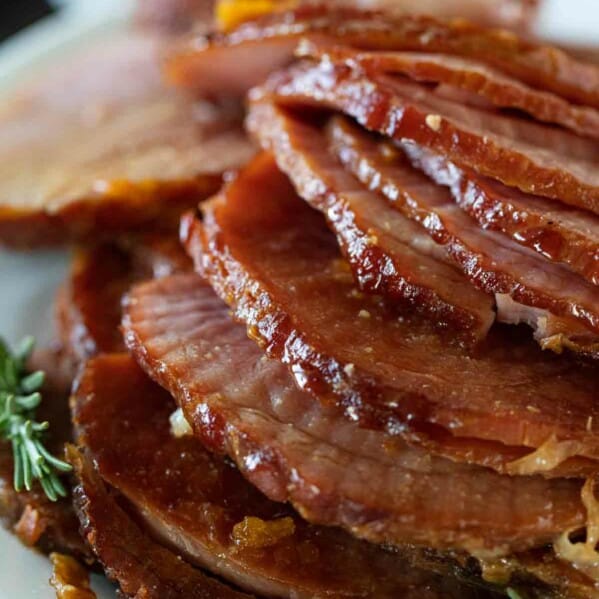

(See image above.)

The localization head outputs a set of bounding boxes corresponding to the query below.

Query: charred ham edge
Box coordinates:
[75,353,496,597]
[167,5,599,108]
[0,30,253,248]
[56,237,190,364]
[247,99,495,346]
[259,62,599,213]
[321,115,599,346]
[123,273,589,562]
[395,140,599,287]
[181,152,599,467]
[68,446,252,599]
[298,38,599,139]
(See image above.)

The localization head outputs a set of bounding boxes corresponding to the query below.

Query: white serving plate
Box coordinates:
[0,0,596,597]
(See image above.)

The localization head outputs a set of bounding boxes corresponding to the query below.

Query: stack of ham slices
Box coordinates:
[1,2,599,598]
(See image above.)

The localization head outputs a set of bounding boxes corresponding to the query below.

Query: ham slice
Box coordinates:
[397,141,599,286]
[56,237,189,362]
[324,116,599,344]
[73,353,494,596]
[0,30,254,248]
[123,273,587,556]
[299,39,599,139]
[70,448,252,599]
[183,152,599,459]
[260,62,599,211]
[167,6,599,108]
[247,100,495,344]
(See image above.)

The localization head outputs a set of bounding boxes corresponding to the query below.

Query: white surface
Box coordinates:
[0,0,597,597]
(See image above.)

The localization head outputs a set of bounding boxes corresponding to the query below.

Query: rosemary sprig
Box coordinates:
[0,337,72,501]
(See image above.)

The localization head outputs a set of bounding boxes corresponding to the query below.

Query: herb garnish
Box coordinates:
[0,337,72,501]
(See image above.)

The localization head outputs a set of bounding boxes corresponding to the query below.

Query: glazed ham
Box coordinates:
[323,116,599,349]
[299,38,599,139]
[123,274,589,558]
[183,153,599,460]
[73,353,493,597]
[0,30,254,248]
[397,141,599,286]
[167,6,599,108]
[56,237,189,362]
[260,62,599,211]
[247,100,495,344]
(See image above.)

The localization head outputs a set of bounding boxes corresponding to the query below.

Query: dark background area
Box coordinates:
[0,0,56,43]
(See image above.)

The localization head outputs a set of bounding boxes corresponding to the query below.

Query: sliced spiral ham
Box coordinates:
[298,38,599,139]
[182,152,599,459]
[396,141,599,286]
[122,273,588,556]
[247,100,495,345]
[167,6,599,108]
[75,353,484,597]
[259,62,599,211]
[325,116,599,337]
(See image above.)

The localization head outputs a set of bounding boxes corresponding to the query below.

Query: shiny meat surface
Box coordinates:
[183,152,599,458]
[247,100,495,345]
[261,62,599,211]
[123,273,587,556]
[0,30,254,247]
[299,40,599,139]
[397,140,599,286]
[325,116,599,344]
[73,353,494,596]
[56,237,190,362]
[168,6,599,107]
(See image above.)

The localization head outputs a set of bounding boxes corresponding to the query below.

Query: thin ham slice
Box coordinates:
[397,141,599,286]
[299,39,599,139]
[260,61,599,211]
[70,448,252,599]
[247,100,495,345]
[324,115,599,343]
[74,353,496,597]
[123,273,587,557]
[183,152,599,459]
[56,237,189,362]
[167,6,599,108]
[0,30,254,248]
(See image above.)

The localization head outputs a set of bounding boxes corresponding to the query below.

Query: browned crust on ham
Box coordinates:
[182,152,599,457]
[247,99,495,345]
[299,39,599,139]
[69,446,252,599]
[123,273,588,557]
[168,6,599,108]
[324,116,599,342]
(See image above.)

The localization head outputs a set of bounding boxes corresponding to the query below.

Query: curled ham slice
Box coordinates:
[259,61,599,211]
[182,152,599,462]
[324,115,599,343]
[167,6,599,107]
[397,141,599,286]
[122,273,587,555]
[247,100,495,345]
[299,39,599,139]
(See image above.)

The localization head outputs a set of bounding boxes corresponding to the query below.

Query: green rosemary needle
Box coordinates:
[0,336,72,501]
